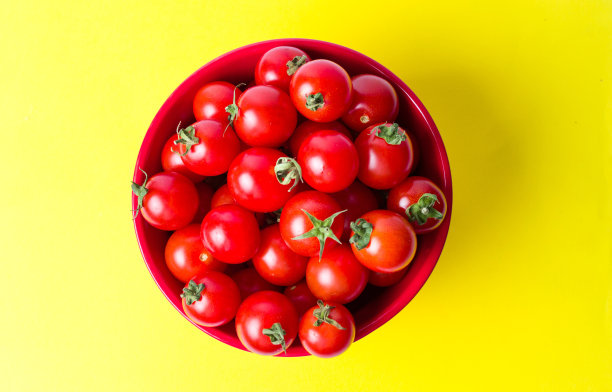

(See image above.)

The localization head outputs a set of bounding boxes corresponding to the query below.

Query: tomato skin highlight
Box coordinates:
[230,267,280,299]
[255,46,310,92]
[368,267,408,287]
[200,204,260,264]
[227,148,300,213]
[354,122,416,189]
[235,291,299,356]
[306,245,368,304]
[284,280,318,316]
[279,191,345,257]
[160,135,205,182]
[288,120,352,157]
[299,301,355,358]
[290,59,352,122]
[330,181,379,242]
[181,271,241,327]
[350,210,417,273]
[210,184,235,208]
[387,176,448,234]
[341,74,399,133]
[138,171,199,231]
[193,81,242,123]
[178,120,241,176]
[297,130,359,193]
[252,224,308,286]
[165,224,227,283]
[233,86,297,148]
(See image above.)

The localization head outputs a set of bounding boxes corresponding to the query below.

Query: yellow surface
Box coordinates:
[1,0,611,391]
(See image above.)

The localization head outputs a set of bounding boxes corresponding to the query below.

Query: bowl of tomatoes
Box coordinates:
[132,38,452,357]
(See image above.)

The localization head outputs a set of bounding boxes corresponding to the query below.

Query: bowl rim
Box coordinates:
[132,37,453,356]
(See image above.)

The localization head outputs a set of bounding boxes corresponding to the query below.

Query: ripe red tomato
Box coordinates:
[349,210,417,273]
[288,120,352,156]
[200,205,260,264]
[284,280,318,316]
[227,148,302,213]
[306,245,368,304]
[131,170,198,231]
[193,81,242,123]
[252,224,308,286]
[341,74,399,133]
[369,267,408,287]
[210,184,235,208]
[180,272,241,327]
[176,120,241,176]
[255,46,310,92]
[354,122,416,189]
[160,134,205,182]
[297,130,359,193]
[279,191,346,259]
[235,291,299,355]
[192,182,214,223]
[165,224,227,283]
[227,85,297,147]
[230,267,280,299]
[330,181,379,242]
[387,176,448,234]
[299,300,355,358]
[290,59,352,122]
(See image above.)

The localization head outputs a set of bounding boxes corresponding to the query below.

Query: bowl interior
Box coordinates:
[133,38,452,356]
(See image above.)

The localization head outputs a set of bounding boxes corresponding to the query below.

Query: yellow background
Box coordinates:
[1,0,611,390]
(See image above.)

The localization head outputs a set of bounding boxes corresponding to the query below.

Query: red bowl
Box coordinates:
[132,38,452,356]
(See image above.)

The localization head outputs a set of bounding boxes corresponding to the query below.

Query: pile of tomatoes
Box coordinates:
[132,46,447,358]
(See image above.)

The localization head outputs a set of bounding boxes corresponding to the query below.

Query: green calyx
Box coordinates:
[305,92,324,111]
[262,322,287,354]
[292,209,347,260]
[224,83,245,133]
[370,123,406,145]
[274,157,303,191]
[313,300,345,330]
[173,125,199,156]
[131,167,149,219]
[349,218,373,250]
[406,193,443,225]
[180,280,205,306]
[286,55,308,76]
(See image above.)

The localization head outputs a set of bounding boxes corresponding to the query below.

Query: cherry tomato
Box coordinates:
[387,176,448,234]
[160,134,205,182]
[192,182,214,223]
[176,120,241,176]
[283,280,318,316]
[165,224,227,283]
[279,191,346,259]
[341,74,399,133]
[306,245,368,304]
[131,170,198,231]
[227,85,297,148]
[354,122,415,189]
[230,267,280,299]
[349,210,417,273]
[210,184,235,208]
[369,267,408,287]
[290,59,352,122]
[255,46,310,92]
[299,300,355,358]
[227,148,302,213]
[180,272,241,327]
[298,130,359,193]
[193,81,242,123]
[252,224,308,286]
[288,120,352,156]
[235,291,299,355]
[330,181,379,241]
[201,205,260,264]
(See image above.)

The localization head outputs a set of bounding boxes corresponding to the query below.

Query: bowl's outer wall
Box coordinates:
[133,38,452,356]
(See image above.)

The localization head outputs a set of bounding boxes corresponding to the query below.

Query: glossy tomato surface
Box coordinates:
[193,81,242,123]
[288,120,352,156]
[255,46,310,92]
[299,301,355,358]
[181,271,241,327]
[330,181,379,241]
[210,184,235,208]
[160,134,205,182]
[341,74,399,133]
